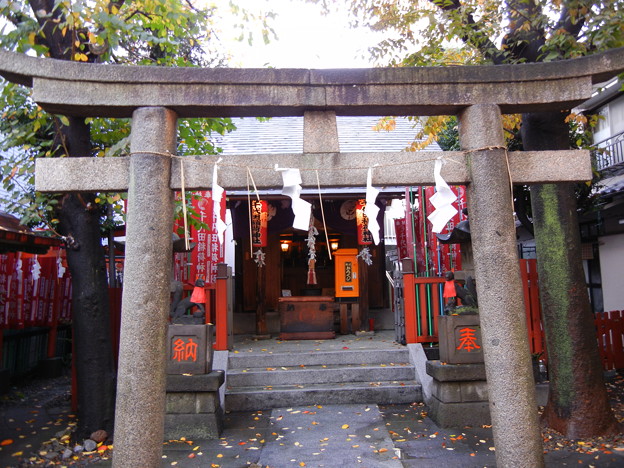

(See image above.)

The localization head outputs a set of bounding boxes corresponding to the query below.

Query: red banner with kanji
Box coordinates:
[172,191,226,286]
[0,248,72,330]
[403,186,466,276]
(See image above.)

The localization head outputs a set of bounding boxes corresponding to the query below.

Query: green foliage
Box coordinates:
[311,1,624,66]
[0,0,272,231]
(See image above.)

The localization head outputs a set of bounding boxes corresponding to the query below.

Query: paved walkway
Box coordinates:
[1,332,623,467]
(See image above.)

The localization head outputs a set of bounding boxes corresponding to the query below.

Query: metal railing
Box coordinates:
[594,130,624,172]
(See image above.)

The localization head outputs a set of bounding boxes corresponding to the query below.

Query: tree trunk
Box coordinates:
[57,117,116,438]
[523,111,619,437]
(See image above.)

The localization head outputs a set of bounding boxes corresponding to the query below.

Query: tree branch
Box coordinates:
[429,0,508,64]
[554,4,586,39]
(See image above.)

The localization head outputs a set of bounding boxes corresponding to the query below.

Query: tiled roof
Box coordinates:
[212,116,441,154]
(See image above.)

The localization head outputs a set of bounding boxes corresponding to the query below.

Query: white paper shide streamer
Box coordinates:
[275,166,311,231]
[211,158,227,245]
[365,167,381,245]
[427,157,458,233]
[31,256,41,281]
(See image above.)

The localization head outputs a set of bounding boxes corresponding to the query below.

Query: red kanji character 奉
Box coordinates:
[456,327,481,352]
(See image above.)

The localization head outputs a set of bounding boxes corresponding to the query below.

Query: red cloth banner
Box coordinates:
[356,199,373,245]
[251,200,268,248]
[188,191,225,286]
[408,186,466,276]
[0,248,73,329]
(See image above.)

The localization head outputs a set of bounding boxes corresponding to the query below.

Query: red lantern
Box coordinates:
[251,200,268,248]
[356,199,373,245]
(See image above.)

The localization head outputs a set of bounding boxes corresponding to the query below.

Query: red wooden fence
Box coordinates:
[402,258,624,371]
[520,259,546,357]
[595,310,624,370]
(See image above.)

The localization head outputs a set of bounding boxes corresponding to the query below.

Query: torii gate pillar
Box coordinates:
[460,104,543,467]
[112,107,177,467]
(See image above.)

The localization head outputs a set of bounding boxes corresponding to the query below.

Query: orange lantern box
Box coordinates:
[334,248,359,299]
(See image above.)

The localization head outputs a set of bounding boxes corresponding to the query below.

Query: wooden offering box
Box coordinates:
[278,296,336,340]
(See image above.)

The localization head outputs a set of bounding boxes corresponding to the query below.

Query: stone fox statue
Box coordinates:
[170,278,206,322]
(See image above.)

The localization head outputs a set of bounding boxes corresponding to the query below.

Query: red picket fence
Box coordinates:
[595,310,624,370]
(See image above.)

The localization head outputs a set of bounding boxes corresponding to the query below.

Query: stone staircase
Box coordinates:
[224,347,422,411]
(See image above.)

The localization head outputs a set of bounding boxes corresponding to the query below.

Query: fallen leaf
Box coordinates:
[1,439,13,446]
[342,424,349,429]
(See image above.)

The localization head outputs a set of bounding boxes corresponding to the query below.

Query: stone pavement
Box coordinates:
[84,401,622,468]
[2,380,623,467]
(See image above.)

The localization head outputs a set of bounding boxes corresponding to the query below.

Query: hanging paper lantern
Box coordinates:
[356,199,373,245]
[251,200,268,248]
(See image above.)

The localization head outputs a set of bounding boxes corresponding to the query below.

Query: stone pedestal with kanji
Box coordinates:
[426,360,490,428]
[438,315,484,364]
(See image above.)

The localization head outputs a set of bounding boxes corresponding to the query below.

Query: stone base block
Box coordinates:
[427,396,491,428]
[431,379,489,403]
[166,371,225,392]
[0,368,10,394]
[38,357,64,379]
[426,360,486,381]
[166,392,219,414]
[164,409,223,440]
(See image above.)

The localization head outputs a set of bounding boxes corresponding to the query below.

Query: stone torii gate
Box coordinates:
[2,48,624,468]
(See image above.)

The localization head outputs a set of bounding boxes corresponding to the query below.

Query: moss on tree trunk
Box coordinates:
[524,112,619,437]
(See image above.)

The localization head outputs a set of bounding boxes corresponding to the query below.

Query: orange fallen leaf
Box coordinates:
[379,448,388,453]
[188,453,196,458]
[1,439,13,446]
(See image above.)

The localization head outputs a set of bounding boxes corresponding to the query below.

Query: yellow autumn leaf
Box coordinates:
[341,424,349,429]
[28,32,36,45]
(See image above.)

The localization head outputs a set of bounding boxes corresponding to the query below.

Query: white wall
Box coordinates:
[598,233,624,311]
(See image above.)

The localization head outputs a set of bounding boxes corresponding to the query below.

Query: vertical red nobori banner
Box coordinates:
[394,218,410,260]
[408,186,466,276]
[189,191,225,286]
[356,199,373,246]
[250,200,268,248]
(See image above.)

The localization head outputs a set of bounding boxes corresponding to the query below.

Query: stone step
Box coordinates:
[228,348,410,369]
[227,363,415,387]
[225,380,422,411]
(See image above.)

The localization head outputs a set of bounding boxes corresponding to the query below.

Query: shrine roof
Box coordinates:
[0,212,61,255]
[211,116,440,155]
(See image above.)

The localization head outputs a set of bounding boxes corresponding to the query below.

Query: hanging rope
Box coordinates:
[315,170,332,261]
[179,155,190,251]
